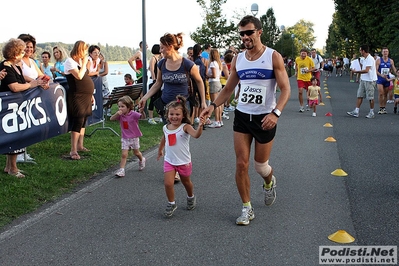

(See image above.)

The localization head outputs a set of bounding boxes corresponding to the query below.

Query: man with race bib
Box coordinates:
[295,48,315,112]
[200,15,290,226]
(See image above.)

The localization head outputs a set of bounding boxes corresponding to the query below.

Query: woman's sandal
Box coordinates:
[78,147,90,152]
[4,168,26,174]
[70,152,81,160]
[8,171,25,178]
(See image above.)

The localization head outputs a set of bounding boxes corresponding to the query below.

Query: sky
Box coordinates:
[1,0,335,51]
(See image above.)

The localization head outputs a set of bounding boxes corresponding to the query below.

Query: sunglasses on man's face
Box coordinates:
[239,29,257,37]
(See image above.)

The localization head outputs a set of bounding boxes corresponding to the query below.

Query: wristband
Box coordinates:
[272,108,281,117]
[210,102,217,109]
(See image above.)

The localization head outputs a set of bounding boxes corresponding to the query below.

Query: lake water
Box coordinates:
[106,63,151,90]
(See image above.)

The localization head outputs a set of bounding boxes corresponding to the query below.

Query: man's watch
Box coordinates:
[272,108,281,118]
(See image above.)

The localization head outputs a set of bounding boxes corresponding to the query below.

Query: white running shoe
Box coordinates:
[148,118,157,125]
[115,168,125,177]
[139,157,146,171]
[236,207,255,225]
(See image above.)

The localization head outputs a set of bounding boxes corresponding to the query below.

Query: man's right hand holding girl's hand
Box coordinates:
[197,115,206,127]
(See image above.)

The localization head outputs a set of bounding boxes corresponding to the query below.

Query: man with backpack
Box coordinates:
[310,48,324,86]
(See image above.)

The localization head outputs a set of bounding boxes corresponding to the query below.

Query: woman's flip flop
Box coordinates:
[8,171,25,178]
[70,152,81,160]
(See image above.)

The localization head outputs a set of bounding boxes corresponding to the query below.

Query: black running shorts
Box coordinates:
[233,109,276,144]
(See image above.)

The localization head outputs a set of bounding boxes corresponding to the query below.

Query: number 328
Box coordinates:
[240,93,263,104]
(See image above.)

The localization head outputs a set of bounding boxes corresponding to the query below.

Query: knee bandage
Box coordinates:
[254,160,272,178]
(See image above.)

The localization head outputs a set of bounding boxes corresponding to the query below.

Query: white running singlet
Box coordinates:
[236,47,277,115]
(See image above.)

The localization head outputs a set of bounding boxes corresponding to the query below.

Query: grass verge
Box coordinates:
[0,115,163,228]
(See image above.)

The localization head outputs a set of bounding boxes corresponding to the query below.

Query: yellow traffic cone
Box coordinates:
[323,123,333,127]
[331,168,348,176]
[328,230,355,243]
[324,136,336,142]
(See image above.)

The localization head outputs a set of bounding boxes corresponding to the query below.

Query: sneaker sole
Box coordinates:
[236,220,250,225]
[236,214,255,225]
[187,204,196,210]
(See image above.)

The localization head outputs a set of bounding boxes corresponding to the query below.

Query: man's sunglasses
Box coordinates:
[239,29,257,37]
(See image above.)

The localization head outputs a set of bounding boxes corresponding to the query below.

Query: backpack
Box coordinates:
[314,54,321,64]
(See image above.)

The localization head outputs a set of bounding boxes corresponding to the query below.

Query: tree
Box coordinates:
[287,20,316,51]
[259,8,279,49]
[190,0,237,49]
[0,42,135,62]
[329,0,399,62]
[275,20,316,59]
[274,32,295,58]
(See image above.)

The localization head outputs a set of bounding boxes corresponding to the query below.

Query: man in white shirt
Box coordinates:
[343,56,350,75]
[347,45,378,118]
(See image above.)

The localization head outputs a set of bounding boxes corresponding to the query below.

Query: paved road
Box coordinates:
[0,74,397,265]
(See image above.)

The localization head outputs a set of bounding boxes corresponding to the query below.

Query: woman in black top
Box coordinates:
[0,38,47,177]
[63,41,94,160]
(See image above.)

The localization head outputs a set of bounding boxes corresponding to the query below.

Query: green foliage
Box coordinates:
[274,32,295,58]
[260,8,280,49]
[328,0,399,63]
[287,20,316,51]
[273,20,315,59]
[189,1,317,59]
[190,0,239,49]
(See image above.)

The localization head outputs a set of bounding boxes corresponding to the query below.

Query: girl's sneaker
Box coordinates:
[164,203,177,217]
[139,157,146,171]
[115,168,125,177]
[187,195,196,210]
